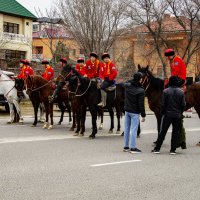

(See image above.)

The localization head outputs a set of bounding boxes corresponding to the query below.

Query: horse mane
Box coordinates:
[147,70,164,91]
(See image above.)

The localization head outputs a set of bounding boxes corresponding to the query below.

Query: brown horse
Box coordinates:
[138,65,200,144]
[26,75,54,129]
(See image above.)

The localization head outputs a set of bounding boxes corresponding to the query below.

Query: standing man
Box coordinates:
[75,58,86,76]
[41,60,54,81]
[50,58,68,102]
[85,52,101,79]
[123,72,146,154]
[98,53,118,107]
[164,49,186,87]
[152,76,186,155]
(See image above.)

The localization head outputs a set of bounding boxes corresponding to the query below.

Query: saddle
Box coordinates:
[106,85,116,92]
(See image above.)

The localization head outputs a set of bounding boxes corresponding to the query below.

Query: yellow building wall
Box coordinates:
[0,14,33,60]
[33,38,80,60]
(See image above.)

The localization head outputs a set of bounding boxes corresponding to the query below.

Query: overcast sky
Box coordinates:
[17,0,54,17]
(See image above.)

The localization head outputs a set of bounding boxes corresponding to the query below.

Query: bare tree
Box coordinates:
[57,0,129,56]
[127,0,170,77]
[167,0,200,66]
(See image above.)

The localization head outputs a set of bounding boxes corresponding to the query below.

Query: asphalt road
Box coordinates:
[0,113,200,200]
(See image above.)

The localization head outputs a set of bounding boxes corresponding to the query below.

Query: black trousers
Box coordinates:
[155,115,181,152]
[101,78,114,91]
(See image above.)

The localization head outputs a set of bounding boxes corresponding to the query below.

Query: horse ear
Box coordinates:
[138,64,141,70]
[146,65,149,70]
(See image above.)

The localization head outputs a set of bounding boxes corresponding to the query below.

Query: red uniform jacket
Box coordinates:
[42,66,54,81]
[85,60,101,79]
[24,66,34,78]
[75,64,86,76]
[170,56,186,80]
[99,61,118,81]
[17,66,26,79]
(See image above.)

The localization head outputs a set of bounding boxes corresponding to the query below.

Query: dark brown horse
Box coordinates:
[26,75,54,129]
[138,65,200,143]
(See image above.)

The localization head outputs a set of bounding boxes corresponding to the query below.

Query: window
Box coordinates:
[5,50,25,60]
[3,22,19,34]
[35,46,43,54]
[33,24,39,32]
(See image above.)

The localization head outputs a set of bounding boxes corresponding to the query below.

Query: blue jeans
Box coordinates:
[124,111,140,149]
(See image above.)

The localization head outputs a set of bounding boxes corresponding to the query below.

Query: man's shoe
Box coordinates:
[129,148,142,154]
[151,149,160,154]
[170,151,176,155]
[123,147,130,152]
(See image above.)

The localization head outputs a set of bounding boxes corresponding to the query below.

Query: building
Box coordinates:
[32,18,81,64]
[0,0,37,70]
[112,14,200,79]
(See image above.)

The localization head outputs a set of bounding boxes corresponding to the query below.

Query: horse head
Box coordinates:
[26,75,34,96]
[15,78,24,91]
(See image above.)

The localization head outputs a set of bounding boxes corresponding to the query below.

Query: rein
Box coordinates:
[69,77,92,97]
[141,74,151,92]
[4,86,15,97]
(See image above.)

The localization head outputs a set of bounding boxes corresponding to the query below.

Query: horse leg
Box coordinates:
[80,105,87,136]
[89,105,97,139]
[116,106,121,134]
[68,104,72,124]
[74,111,81,135]
[108,107,114,134]
[154,112,162,143]
[7,103,14,124]
[32,101,40,127]
[70,110,76,131]
[43,102,49,129]
[13,100,23,124]
[39,103,45,123]
[48,103,54,130]
[58,103,64,125]
[98,108,104,130]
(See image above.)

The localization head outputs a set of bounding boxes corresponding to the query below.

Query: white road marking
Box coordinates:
[90,160,142,167]
[0,135,78,144]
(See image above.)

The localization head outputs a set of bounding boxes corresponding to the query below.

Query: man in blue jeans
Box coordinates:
[123,72,146,153]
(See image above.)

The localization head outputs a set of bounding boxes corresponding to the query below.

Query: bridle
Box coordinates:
[69,76,92,97]
[141,72,151,92]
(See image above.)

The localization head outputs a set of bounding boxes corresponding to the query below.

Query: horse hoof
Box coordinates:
[108,130,113,134]
[99,123,103,130]
[43,123,49,129]
[69,128,74,131]
[116,130,121,134]
[57,122,61,125]
[73,133,79,136]
[48,125,53,130]
[89,134,95,139]
[39,120,45,123]
[31,124,36,127]
[7,121,12,124]
[79,133,84,137]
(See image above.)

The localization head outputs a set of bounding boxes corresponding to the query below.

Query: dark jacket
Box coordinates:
[161,86,185,118]
[124,80,146,117]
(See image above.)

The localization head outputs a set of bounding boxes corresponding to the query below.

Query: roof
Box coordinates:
[0,0,37,20]
[33,27,73,39]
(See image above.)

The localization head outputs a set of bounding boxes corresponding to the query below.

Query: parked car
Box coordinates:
[0,70,15,112]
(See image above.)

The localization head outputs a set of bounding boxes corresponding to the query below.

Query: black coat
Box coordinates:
[161,86,185,118]
[124,80,146,117]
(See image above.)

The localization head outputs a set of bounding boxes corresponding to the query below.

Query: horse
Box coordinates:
[68,68,124,138]
[0,70,24,124]
[137,65,200,143]
[15,78,45,124]
[26,75,54,129]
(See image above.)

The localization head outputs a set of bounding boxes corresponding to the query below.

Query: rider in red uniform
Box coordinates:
[75,58,86,76]
[98,53,118,107]
[164,49,186,87]
[85,52,101,79]
[41,60,54,81]
[18,60,27,79]
[24,60,34,78]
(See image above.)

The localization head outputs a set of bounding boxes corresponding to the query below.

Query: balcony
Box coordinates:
[32,54,43,59]
[2,32,30,44]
